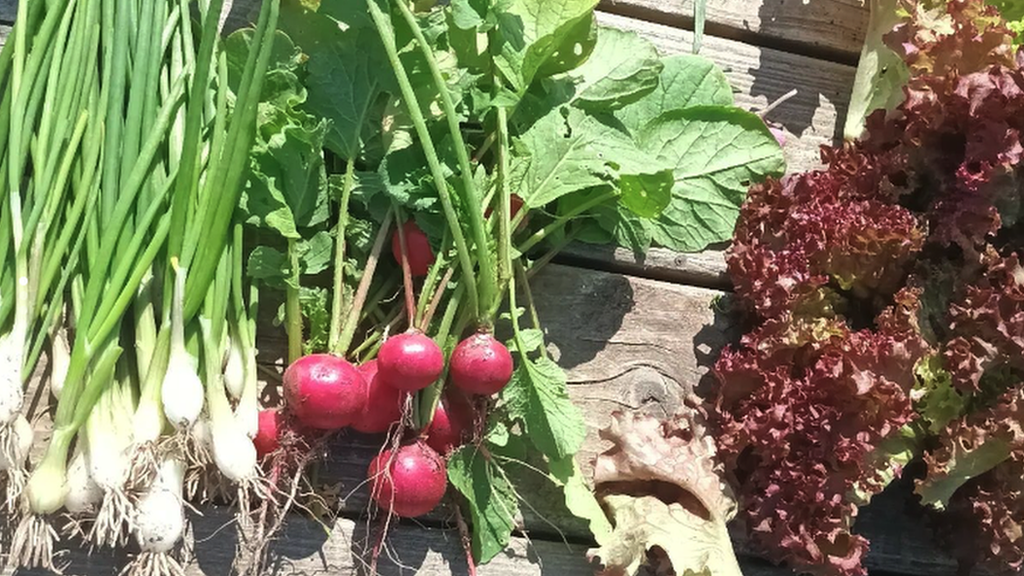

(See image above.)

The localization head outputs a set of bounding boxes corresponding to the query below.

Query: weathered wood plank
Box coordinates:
[248,264,967,576]
[599,0,868,63]
[0,509,805,576]
[557,242,730,289]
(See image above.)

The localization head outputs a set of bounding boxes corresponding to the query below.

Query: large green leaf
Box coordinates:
[500,355,586,461]
[569,27,662,110]
[304,26,387,160]
[448,446,520,564]
[493,0,600,91]
[243,108,330,238]
[616,53,734,134]
[509,108,669,209]
[842,0,908,140]
[549,455,613,541]
[639,106,785,252]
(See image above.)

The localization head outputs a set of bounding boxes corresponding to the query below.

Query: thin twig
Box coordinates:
[758,88,798,119]
[516,262,548,360]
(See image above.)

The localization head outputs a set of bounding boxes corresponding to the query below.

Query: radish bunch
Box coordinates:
[268,323,513,519]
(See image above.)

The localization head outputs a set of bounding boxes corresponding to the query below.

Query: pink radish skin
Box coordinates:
[449,333,514,395]
[425,395,472,455]
[484,194,529,230]
[367,440,447,518]
[254,409,282,458]
[351,360,407,434]
[377,332,444,392]
[283,354,367,430]
[391,221,435,277]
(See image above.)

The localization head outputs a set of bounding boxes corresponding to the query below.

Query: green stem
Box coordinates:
[394,0,496,322]
[366,0,480,319]
[328,156,356,354]
[415,232,450,327]
[416,284,464,431]
[392,201,417,329]
[526,226,581,280]
[489,101,512,323]
[516,190,616,255]
[337,208,394,357]
[516,262,548,360]
[286,238,302,363]
[167,0,225,262]
[183,0,281,320]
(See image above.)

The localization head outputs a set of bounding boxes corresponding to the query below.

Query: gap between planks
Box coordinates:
[0,506,804,576]
[597,0,868,66]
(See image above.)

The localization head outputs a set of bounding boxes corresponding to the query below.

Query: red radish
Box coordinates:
[283,354,368,430]
[391,220,435,277]
[351,360,408,434]
[449,333,514,395]
[377,331,444,392]
[367,440,447,518]
[485,194,528,229]
[425,394,473,454]
[253,409,282,458]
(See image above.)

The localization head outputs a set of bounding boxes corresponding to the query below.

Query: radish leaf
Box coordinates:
[615,54,734,135]
[501,355,586,461]
[638,106,785,252]
[492,0,600,91]
[549,455,613,542]
[568,28,662,111]
[303,27,387,161]
[448,445,521,564]
[510,108,668,208]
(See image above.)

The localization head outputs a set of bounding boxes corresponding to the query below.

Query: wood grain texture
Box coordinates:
[0,508,808,576]
[248,264,966,576]
[599,0,868,62]
[557,242,729,289]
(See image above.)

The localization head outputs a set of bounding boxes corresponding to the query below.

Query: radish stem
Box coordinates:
[420,266,456,332]
[393,203,417,330]
[516,190,617,255]
[328,156,357,353]
[286,238,302,363]
[490,98,513,323]
[366,1,480,320]
[394,0,497,323]
[415,232,450,326]
[337,209,394,356]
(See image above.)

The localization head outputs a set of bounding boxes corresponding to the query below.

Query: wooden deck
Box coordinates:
[1,1,974,575]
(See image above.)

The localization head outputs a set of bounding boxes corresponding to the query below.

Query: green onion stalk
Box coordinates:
[6,0,277,570]
[155,0,278,499]
[0,0,102,532]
